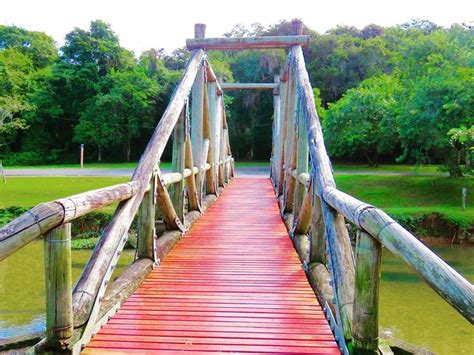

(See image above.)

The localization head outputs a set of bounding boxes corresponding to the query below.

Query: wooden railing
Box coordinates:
[0,24,234,353]
[270,19,473,354]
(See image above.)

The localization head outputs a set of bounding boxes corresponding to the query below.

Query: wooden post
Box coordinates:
[208,79,221,190]
[310,181,326,264]
[283,71,298,213]
[462,187,467,210]
[293,99,308,218]
[137,177,156,260]
[171,109,186,220]
[80,144,84,169]
[272,76,281,189]
[194,23,206,39]
[292,19,304,36]
[191,67,205,202]
[352,230,382,353]
[216,95,225,188]
[185,131,201,212]
[277,77,288,196]
[0,160,5,184]
[44,223,73,349]
[203,81,217,195]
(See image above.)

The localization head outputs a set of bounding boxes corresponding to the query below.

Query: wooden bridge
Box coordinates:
[0,20,472,354]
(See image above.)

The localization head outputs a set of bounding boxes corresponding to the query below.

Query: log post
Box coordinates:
[293,99,308,218]
[277,76,288,196]
[309,178,326,264]
[171,108,186,221]
[208,78,221,190]
[217,95,225,188]
[44,223,73,350]
[203,81,217,195]
[352,230,382,353]
[185,131,201,212]
[272,75,281,189]
[283,71,298,213]
[191,24,206,203]
[137,177,156,260]
[292,19,304,36]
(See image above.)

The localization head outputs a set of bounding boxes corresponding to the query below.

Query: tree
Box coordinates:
[325,75,400,166]
[448,126,474,172]
[0,49,34,148]
[74,69,160,161]
[397,66,473,176]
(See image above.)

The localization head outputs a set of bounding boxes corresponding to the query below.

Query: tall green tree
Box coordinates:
[325,74,400,166]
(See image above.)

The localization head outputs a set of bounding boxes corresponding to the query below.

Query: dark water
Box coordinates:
[0,243,472,354]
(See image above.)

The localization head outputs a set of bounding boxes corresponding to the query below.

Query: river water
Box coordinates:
[0,242,472,353]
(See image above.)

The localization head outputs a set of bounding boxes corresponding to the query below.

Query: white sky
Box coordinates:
[1,0,472,56]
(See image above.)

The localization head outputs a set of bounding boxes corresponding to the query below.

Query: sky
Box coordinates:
[1,0,473,56]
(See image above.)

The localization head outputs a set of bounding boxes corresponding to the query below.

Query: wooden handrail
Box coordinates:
[0,181,140,261]
[286,34,474,339]
[72,48,205,327]
[290,44,355,340]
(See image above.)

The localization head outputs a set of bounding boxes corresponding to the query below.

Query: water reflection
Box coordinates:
[0,241,134,340]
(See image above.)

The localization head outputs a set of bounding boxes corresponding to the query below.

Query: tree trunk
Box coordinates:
[465,147,471,171]
[98,146,102,162]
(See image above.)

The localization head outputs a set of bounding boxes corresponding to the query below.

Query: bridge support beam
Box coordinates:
[44,223,73,350]
[352,231,382,353]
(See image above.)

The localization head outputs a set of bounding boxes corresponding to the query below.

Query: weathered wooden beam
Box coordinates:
[186,35,311,50]
[283,70,298,213]
[323,186,474,323]
[271,75,281,190]
[293,101,309,217]
[0,181,139,261]
[170,109,186,221]
[191,65,205,203]
[204,60,223,95]
[72,49,204,328]
[221,83,277,91]
[352,231,382,353]
[293,183,312,235]
[44,223,73,350]
[203,83,217,195]
[310,182,326,264]
[277,77,288,195]
[185,131,201,212]
[137,179,155,261]
[291,45,355,340]
[155,167,185,231]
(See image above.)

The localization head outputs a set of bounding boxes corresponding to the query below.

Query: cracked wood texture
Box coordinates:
[83,178,339,354]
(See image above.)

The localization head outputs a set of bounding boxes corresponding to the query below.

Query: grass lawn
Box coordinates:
[4,161,271,170]
[335,175,473,226]
[0,176,128,209]
[332,164,443,175]
[1,174,472,227]
[4,161,455,177]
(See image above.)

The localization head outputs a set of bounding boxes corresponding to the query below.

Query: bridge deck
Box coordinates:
[84,178,339,354]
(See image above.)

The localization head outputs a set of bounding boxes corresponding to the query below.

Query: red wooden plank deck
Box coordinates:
[84,178,339,354]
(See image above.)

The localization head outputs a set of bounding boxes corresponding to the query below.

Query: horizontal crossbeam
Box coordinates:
[186,35,310,50]
[221,83,277,91]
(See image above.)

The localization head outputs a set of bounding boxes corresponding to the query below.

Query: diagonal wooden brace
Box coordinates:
[154,167,185,232]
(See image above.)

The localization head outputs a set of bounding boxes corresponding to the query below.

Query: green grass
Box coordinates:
[4,161,271,170]
[332,164,443,174]
[335,175,474,226]
[1,174,472,229]
[0,176,128,209]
